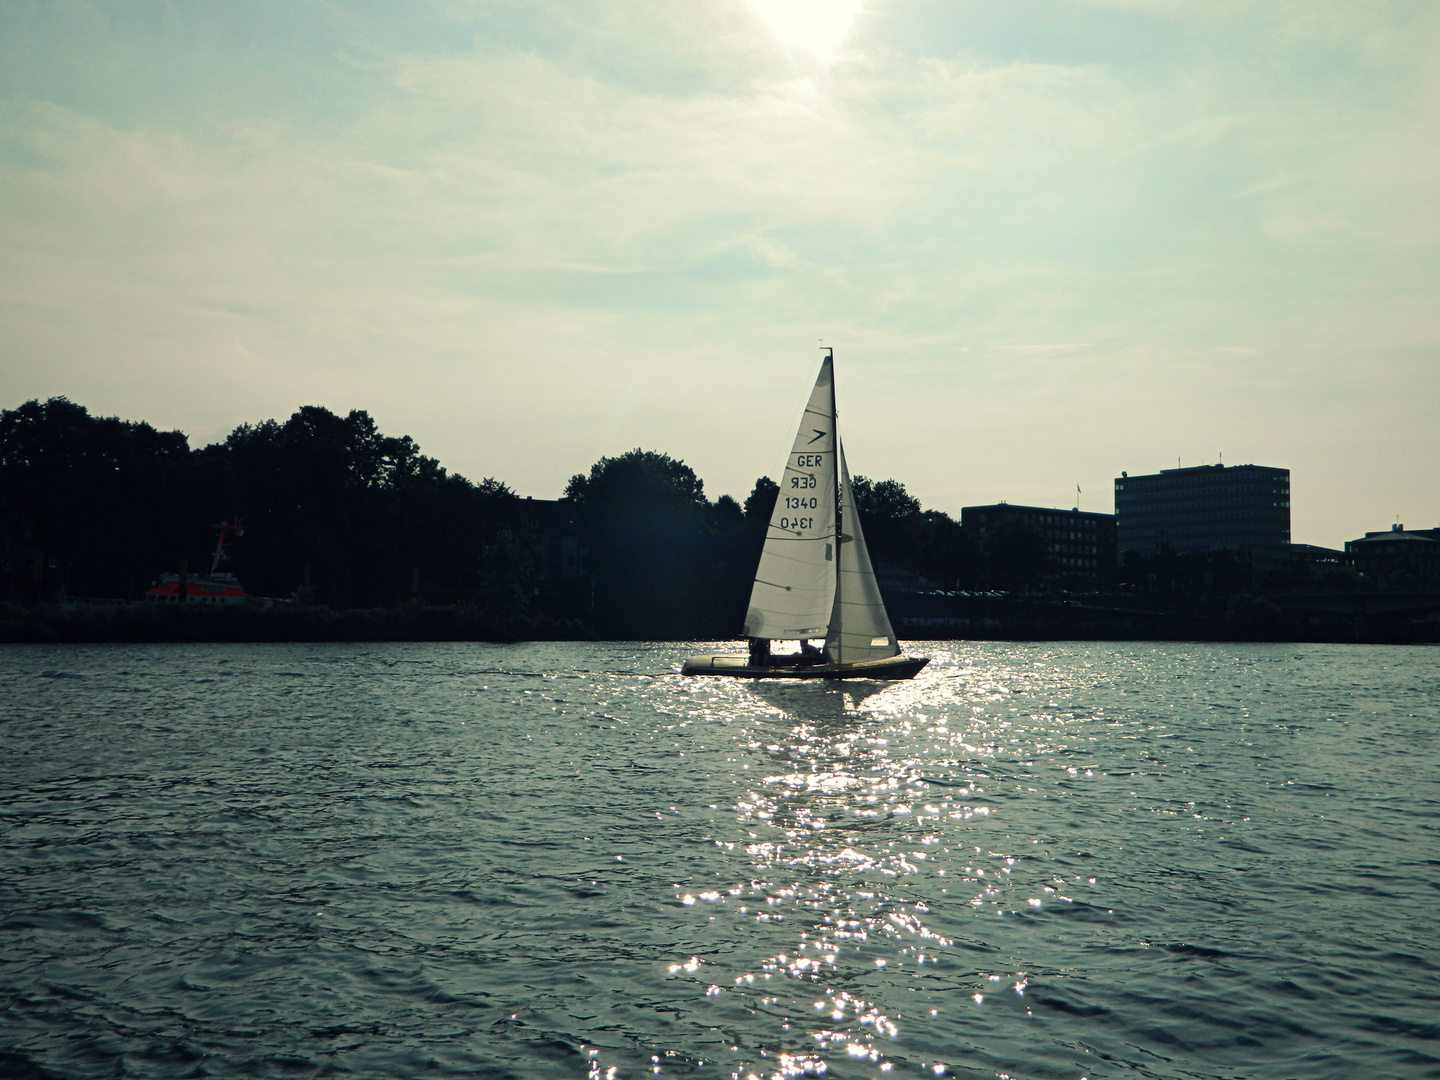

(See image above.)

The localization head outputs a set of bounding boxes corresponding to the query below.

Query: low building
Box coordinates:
[519,497,586,581]
[1287,543,1344,565]
[1114,464,1290,565]
[961,503,1117,588]
[1345,525,1440,589]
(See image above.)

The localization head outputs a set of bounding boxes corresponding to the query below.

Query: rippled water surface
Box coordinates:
[3,641,1438,1079]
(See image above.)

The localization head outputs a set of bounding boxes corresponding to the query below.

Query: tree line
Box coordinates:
[1,397,1056,637]
[0,398,523,614]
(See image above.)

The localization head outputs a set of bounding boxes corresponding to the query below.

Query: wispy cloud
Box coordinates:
[0,0,1436,543]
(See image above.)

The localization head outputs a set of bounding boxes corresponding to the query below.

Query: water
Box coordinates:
[2,641,1438,1080]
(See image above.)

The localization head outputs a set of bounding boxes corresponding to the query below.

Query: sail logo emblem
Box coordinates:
[807,429,827,444]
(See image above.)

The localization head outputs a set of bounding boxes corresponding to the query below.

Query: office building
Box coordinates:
[1114,464,1289,558]
[1345,524,1440,589]
[961,503,1117,588]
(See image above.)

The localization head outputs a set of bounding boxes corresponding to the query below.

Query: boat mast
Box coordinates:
[825,346,841,654]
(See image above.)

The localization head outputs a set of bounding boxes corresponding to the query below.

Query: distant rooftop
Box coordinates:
[1153,462,1278,474]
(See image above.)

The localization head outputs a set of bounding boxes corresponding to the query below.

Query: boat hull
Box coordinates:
[680,653,929,680]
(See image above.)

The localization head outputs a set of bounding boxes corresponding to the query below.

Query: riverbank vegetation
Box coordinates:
[6,396,1427,644]
[0,397,990,638]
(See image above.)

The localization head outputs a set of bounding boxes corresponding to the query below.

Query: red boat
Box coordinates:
[146,521,247,604]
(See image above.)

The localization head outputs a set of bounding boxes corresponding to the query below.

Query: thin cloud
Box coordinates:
[0,1,1435,543]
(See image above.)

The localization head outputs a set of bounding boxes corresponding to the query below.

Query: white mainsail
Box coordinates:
[742,356,838,640]
[825,441,900,663]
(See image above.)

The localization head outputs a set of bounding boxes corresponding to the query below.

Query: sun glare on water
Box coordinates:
[745,0,866,63]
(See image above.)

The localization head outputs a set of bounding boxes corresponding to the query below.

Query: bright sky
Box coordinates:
[2,1,1437,547]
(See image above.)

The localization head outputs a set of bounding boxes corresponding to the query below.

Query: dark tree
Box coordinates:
[476,528,538,620]
[849,475,921,574]
[712,494,744,525]
[566,449,715,637]
[845,475,978,588]
[744,476,779,522]
[0,397,192,602]
[202,405,524,608]
[909,509,981,590]
[0,396,534,616]
[851,476,922,522]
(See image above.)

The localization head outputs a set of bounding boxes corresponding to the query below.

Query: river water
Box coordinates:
[2,641,1437,1080]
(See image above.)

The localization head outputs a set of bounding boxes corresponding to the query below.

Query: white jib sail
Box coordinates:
[825,441,900,664]
[742,356,838,640]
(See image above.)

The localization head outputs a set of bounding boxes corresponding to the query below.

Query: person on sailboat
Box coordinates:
[748,637,771,668]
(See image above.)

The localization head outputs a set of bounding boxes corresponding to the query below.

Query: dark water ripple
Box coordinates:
[2,642,1438,1079]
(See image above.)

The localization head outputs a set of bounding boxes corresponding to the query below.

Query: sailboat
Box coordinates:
[682,350,929,680]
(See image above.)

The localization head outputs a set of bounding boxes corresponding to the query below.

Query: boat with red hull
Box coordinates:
[146,521,247,604]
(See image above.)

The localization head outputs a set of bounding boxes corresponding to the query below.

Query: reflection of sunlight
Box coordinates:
[745,0,866,63]
[657,644,1111,1080]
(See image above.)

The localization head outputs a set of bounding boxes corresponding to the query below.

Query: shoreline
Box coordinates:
[0,602,590,645]
[2,596,1435,645]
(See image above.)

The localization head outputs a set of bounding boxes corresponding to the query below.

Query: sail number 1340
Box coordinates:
[784,496,817,509]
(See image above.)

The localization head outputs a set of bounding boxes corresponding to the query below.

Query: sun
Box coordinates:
[744,0,866,64]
